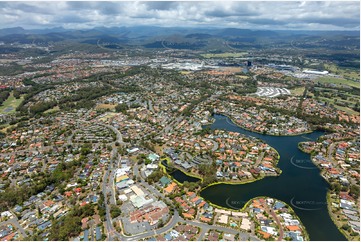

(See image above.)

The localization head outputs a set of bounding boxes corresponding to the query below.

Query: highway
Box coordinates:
[100,122,259,241]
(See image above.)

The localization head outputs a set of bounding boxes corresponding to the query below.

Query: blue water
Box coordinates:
[200,114,346,241]
[161,159,201,184]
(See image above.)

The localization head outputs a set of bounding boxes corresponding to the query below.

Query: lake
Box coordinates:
[199,114,345,241]
[161,159,201,184]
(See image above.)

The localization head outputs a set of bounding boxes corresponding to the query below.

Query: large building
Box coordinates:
[302,70,329,75]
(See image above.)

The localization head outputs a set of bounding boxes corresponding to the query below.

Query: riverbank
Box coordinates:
[308,153,359,241]
[159,158,203,186]
[167,147,281,190]
[217,112,314,137]
[199,114,345,240]
[327,190,360,241]
[298,143,330,185]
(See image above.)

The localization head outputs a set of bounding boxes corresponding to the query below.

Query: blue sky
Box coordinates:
[0,1,360,30]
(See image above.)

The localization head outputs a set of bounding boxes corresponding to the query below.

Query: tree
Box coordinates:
[158,219,164,228]
[13,89,21,99]
[110,205,121,218]
[115,103,128,113]
[350,184,360,198]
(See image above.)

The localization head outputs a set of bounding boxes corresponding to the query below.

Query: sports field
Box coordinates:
[0,93,24,114]
[316,76,360,88]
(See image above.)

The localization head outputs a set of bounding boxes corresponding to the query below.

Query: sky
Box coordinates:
[0,1,360,31]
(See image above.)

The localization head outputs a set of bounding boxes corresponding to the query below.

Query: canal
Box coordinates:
[198,114,346,241]
[161,159,201,183]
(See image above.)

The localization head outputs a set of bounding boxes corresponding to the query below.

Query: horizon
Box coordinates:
[0,1,360,31]
[1,25,361,32]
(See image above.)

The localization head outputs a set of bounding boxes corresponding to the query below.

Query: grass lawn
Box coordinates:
[290,87,305,96]
[201,52,247,58]
[95,103,116,111]
[154,144,164,156]
[0,124,10,133]
[319,97,359,115]
[0,93,24,114]
[324,64,360,81]
[44,106,60,114]
[315,76,360,88]
[236,75,249,79]
[98,112,117,122]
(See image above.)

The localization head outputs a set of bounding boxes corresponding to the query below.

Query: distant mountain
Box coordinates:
[185,33,214,39]
[0,26,358,52]
[0,27,26,36]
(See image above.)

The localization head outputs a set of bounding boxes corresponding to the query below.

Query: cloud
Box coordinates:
[0,1,359,31]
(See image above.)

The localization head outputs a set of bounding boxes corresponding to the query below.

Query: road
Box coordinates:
[327,143,336,163]
[148,100,154,113]
[121,211,180,241]
[98,123,124,145]
[205,138,219,151]
[254,151,265,167]
[102,152,120,241]
[100,157,179,241]
[0,216,27,238]
[260,200,283,240]
[41,157,47,172]
[100,122,259,241]
[185,219,259,241]
[129,163,259,241]
[161,116,183,134]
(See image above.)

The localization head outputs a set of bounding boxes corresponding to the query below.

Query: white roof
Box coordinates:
[1,211,12,217]
[215,208,232,215]
[232,211,248,217]
[130,195,153,208]
[146,164,158,169]
[130,185,144,196]
[123,188,132,194]
[118,194,128,201]
[218,214,228,224]
[127,179,135,185]
[240,218,251,230]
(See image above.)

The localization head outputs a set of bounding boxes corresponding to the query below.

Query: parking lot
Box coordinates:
[255,87,291,98]
[121,217,152,235]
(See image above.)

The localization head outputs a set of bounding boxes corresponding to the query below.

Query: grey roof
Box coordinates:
[83,230,89,241]
[95,226,101,240]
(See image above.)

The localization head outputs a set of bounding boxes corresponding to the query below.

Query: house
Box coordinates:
[116,181,129,190]
[207,231,220,241]
[159,176,171,187]
[200,216,211,223]
[240,218,252,231]
[261,226,277,236]
[148,153,160,162]
[164,182,177,194]
[218,214,228,224]
[0,211,12,219]
[95,226,101,241]
[274,201,285,210]
[83,229,89,241]
[38,221,51,231]
[164,233,172,241]
[285,231,303,241]
[64,191,73,197]
[182,213,194,219]
[223,233,236,241]
[286,225,301,232]
[258,230,271,239]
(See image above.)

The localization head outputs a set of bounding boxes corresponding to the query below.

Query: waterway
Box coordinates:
[199,114,346,241]
[161,159,201,183]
